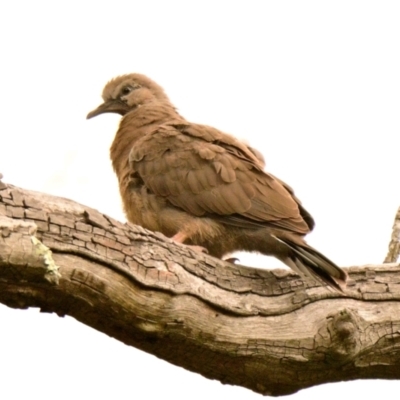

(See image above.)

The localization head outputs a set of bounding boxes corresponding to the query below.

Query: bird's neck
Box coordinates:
[110,101,182,181]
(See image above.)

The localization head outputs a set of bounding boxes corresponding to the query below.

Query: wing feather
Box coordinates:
[129,123,311,234]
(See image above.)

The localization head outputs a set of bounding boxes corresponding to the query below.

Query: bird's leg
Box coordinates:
[171,232,208,254]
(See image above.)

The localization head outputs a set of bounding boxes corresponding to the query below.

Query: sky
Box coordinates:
[1,1,400,399]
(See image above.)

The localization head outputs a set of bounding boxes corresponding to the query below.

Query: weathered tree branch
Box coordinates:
[1,178,400,397]
[385,206,400,263]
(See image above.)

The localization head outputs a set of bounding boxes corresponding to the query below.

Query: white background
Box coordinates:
[1,1,400,399]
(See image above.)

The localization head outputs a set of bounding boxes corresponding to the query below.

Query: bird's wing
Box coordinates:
[268,174,315,231]
[130,122,310,234]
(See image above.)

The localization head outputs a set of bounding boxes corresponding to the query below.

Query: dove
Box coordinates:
[87,74,346,291]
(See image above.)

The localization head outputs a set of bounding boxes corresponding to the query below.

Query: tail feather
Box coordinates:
[273,235,347,292]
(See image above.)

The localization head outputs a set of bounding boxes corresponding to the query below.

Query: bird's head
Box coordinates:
[87,73,170,119]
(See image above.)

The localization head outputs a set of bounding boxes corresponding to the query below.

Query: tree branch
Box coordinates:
[385,206,400,263]
[1,178,400,396]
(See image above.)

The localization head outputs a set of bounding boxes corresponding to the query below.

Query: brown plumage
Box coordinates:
[87,73,347,291]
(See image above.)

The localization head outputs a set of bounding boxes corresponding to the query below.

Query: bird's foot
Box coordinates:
[223,257,240,264]
[171,232,208,254]
[182,244,209,254]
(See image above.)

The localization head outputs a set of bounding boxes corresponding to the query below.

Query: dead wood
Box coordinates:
[1,177,400,396]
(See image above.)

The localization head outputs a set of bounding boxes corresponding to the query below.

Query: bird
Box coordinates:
[87,73,347,291]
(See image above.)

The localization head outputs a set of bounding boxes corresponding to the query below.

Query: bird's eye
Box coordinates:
[121,86,133,96]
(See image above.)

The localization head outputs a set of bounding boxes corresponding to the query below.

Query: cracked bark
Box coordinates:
[1,177,400,397]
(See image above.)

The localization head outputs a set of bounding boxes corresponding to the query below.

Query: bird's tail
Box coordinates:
[273,235,347,292]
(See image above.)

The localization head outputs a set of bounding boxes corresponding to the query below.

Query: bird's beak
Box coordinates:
[86,99,130,119]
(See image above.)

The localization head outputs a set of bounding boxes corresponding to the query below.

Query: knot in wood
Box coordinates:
[326,308,360,362]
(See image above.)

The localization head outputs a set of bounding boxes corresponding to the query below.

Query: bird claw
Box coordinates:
[183,244,209,254]
[171,232,208,254]
[223,257,240,264]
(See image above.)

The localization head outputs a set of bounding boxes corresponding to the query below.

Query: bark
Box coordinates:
[385,206,400,263]
[1,177,400,397]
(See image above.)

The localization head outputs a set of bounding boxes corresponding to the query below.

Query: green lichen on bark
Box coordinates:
[31,236,61,284]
